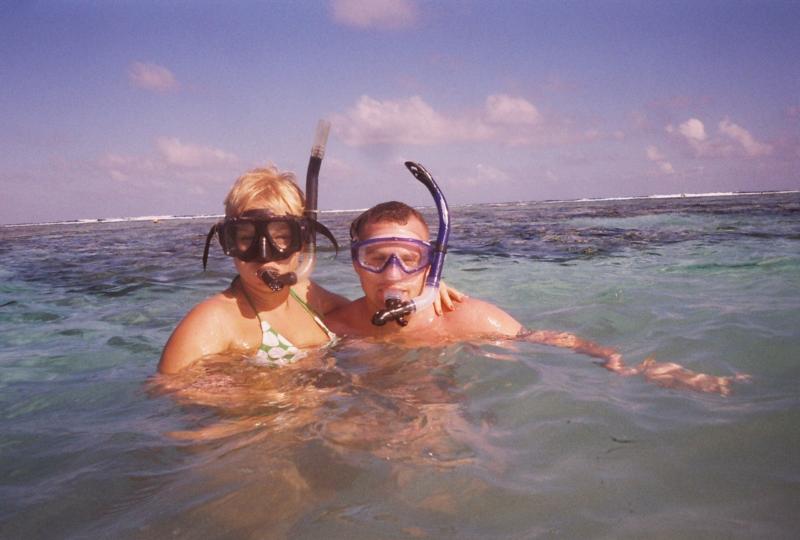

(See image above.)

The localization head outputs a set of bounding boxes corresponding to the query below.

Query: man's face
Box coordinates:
[352,216,431,311]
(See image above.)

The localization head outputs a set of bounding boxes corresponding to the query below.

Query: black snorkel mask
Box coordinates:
[201,211,338,291]
[202,121,337,292]
[370,161,450,327]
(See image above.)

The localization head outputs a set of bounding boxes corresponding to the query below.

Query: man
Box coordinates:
[326,201,748,395]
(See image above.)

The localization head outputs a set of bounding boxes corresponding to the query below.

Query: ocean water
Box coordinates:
[1,193,799,539]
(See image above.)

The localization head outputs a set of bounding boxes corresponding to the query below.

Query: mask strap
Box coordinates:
[308,219,339,255]
[202,224,218,270]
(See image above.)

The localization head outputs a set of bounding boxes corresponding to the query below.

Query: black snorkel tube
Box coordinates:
[258,119,331,290]
[371,161,450,326]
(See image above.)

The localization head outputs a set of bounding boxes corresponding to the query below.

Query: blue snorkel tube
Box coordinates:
[371,161,450,326]
[259,119,331,290]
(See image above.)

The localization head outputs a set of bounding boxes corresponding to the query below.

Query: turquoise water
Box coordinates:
[1,193,799,538]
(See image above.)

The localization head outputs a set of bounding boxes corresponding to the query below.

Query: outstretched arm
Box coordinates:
[519,329,748,396]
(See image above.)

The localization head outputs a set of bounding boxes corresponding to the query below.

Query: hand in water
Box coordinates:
[604,355,751,396]
[525,331,751,397]
[636,357,751,396]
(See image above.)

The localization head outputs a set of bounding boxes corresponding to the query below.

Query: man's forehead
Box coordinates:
[362,217,429,240]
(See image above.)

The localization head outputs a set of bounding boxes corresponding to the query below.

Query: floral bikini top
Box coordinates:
[242,285,336,367]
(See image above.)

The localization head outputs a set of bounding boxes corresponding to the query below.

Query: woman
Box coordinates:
[158,166,460,374]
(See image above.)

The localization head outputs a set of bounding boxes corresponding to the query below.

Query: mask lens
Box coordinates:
[220,215,305,262]
[232,222,256,253]
[267,221,294,250]
[354,238,431,273]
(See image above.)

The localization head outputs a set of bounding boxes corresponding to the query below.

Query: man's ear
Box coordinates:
[421,266,431,284]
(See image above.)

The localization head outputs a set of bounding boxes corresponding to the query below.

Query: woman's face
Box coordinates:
[233,200,302,292]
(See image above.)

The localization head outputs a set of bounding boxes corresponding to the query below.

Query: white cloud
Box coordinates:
[667,117,772,159]
[96,138,237,182]
[333,94,615,149]
[677,118,707,141]
[333,95,490,146]
[657,161,675,175]
[98,152,160,181]
[469,163,509,185]
[718,119,773,157]
[155,137,238,168]
[128,62,179,93]
[330,0,417,29]
[645,145,675,175]
[450,163,511,187]
[646,145,666,162]
[485,94,540,125]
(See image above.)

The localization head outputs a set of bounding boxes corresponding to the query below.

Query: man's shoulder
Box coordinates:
[442,297,522,337]
[325,297,369,333]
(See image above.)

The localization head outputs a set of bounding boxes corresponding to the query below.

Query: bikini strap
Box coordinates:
[233,278,333,341]
[289,288,320,318]
[289,288,336,341]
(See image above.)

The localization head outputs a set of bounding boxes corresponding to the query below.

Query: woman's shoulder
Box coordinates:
[186,289,243,322]
[158,289,251,374]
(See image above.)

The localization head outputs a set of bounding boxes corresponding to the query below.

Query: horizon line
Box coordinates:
[2,189,798,228]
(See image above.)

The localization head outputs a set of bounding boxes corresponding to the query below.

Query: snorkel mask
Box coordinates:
[351,237,434,275]
[202,120,338,292]
[362,162,450,327]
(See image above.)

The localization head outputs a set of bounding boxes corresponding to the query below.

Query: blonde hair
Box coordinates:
[224,165,305,217]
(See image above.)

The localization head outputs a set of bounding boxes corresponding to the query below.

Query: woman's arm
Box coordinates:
[521,329,748,396]
[158,297,233,374]
[433,280,467,315]
[302,280,350,314]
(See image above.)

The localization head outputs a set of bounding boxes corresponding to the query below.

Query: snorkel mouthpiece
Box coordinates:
[259,268,298,292]
[370,162,450,326]
[372,290,411,326]
[372,300,412,326]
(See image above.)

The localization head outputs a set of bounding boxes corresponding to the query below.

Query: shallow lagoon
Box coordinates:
[1,193,799,538]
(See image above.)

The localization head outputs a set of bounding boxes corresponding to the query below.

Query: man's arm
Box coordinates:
[301,279,351,315]
[519,330,631,372]
[520,329,748,396]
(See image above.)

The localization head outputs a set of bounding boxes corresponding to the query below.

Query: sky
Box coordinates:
[1,0,799,225]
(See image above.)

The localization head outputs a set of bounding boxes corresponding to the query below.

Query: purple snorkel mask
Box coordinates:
[359,162,450,327]
[351,236,434,275]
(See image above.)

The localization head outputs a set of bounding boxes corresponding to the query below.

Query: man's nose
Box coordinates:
[381,258,405,280]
